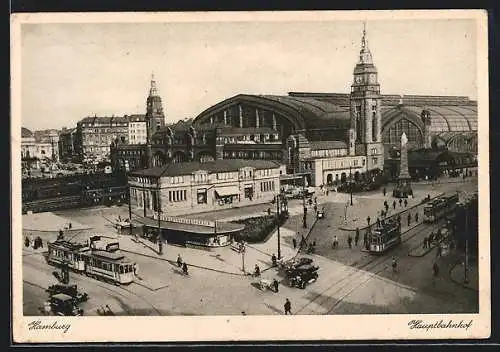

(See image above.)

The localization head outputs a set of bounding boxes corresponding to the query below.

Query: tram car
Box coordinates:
[46,236,135,285]
[368,218,402,254]
[423,193,459,223]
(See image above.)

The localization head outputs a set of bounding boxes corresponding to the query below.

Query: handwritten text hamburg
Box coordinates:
[27,320,71,334]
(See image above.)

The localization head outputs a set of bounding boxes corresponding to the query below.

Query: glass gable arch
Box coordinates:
[382,119,423,147]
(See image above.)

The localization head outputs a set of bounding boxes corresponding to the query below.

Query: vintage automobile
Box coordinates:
[47,293,84,316]
[286,264,319,289]
[279,256,313,270]
[46,284,89,304]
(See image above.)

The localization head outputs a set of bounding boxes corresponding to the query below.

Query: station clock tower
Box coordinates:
[349,23,384,173]
[145,74,166,143]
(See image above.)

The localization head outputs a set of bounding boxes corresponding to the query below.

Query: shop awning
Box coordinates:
[215,186,240,197]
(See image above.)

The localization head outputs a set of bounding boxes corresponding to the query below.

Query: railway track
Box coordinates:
[295,219,445,314]
[23,253,162,316]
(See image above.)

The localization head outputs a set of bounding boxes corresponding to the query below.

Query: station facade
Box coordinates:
[128,159,285,216]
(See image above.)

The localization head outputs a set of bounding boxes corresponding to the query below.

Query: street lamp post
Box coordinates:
[128,183,133,237]
[276,194,281,260]
[349,165,353,206]
[156,178,162,255]
[464,201,469,284]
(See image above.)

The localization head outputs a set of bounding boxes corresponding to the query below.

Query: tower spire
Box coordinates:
[361,21,367,50]
[358,21,373,64]
[149,72,157,96]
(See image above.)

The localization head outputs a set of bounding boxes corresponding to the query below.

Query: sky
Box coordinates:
[20,17,478,131]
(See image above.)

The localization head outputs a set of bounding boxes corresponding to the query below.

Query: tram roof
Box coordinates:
[91,250,130,262]
[135,216,244,235]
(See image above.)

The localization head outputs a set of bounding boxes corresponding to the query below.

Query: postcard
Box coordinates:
[11,9,490,342]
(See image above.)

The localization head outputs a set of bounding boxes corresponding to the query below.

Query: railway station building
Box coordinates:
[128,159,285,216]
[112,25,478,188]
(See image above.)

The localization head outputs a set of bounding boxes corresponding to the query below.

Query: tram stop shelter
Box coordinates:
[135,215,245,248]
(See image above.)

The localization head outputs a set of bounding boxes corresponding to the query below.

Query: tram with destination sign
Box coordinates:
[368,218,402,254]
[47,236,135,285]
[423,193,459,223]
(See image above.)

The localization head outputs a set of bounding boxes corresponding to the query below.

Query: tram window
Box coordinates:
[119,265,124,274]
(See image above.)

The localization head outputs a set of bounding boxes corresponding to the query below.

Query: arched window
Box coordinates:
[383,119,423,148]
[372,111,377,141]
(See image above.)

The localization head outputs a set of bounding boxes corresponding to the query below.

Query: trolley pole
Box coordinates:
[276,194,281,260]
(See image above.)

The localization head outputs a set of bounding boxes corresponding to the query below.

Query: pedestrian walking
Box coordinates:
[429,233,434,244]
[376,217,381,227]
[383,187,387,196]
[254,264,261,277]
[332,235,339,249]
[393,200,396,210]
[392,257,398,273]
[347,235,352,249]
[407,213,412,226]
[25,236,30,248]
[68,222,72,229]
[177,254,183,268]
[399,198,403,207]
[354,229,360,246]
[268,208,271,215]
[423,236,428,249]
[436,244,442,258]
[432,262,439,285]
[292,238,297,249]
[367,216,371,226]
[182,262,189,275]
[273,279,279,293]
[404,199,408,207]
[363,232,367,248]
[415,212,419,223]
[284,298,292,315]
[271,253,277,267]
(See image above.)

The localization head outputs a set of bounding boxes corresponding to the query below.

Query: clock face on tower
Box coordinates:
[355,76,363,84]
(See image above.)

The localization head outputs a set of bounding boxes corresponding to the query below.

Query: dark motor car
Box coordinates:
[47,293,84,316]
[46,284,89,304]
[286,264,319,289]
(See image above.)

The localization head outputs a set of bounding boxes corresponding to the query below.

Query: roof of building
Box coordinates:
[136,216,244,235]
[78,115,130,126]
[21,127,33,138]
[309,140,348,150]
[193,93,478,139]
[126,114,147,122]
[130,159,282,177]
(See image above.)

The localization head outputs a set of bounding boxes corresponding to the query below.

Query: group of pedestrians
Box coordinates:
[332,228,360,250]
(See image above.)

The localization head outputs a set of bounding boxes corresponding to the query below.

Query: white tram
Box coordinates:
[423,194,459,223]
[46,236,135,285]
[369,219,402,254]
